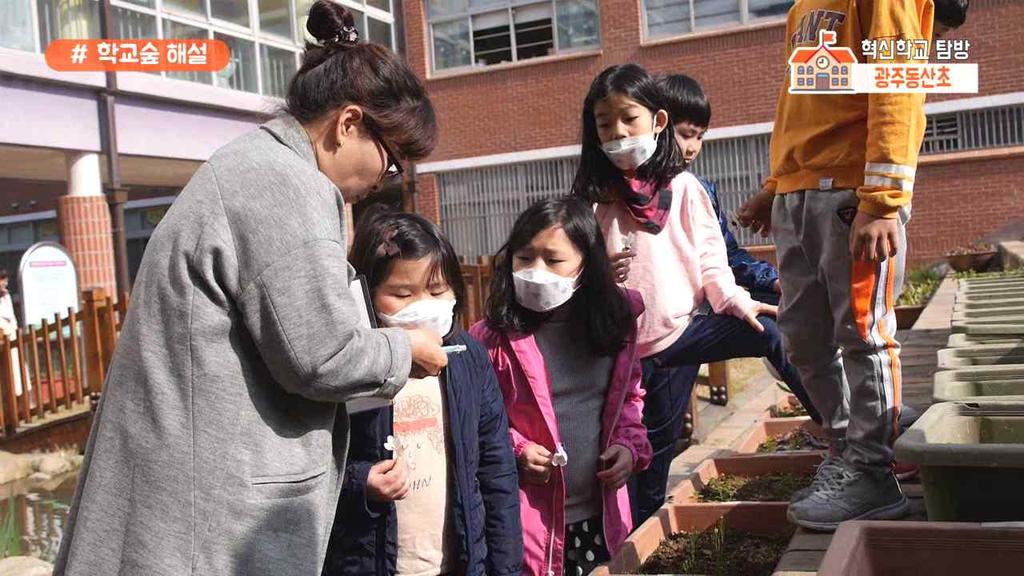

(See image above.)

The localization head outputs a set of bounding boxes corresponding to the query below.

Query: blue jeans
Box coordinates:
[628,308,822,526]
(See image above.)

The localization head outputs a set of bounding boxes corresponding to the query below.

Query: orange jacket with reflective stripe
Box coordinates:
[767,0,934,218]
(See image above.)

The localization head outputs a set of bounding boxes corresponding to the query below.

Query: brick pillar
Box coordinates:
[414,173,441,225]
[57,153,116,297]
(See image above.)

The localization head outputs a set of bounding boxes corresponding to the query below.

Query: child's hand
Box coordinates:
[596,444,634,489]
[517,443,554,485]
[736,187,775,237]
[740,300,778,334]
[849,210,900,262]
[610,248,634,284]
[366,458,410,502]
[406,328,448,378]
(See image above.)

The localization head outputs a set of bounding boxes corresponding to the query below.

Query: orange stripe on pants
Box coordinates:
[851,260,877,341]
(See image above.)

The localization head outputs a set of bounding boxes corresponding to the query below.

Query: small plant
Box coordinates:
[698,473,813,502]
[897,266,943,307]
[638,518,792,576]
[771,403,809,418]
[956,268,1024,280]
[758,429,829,453]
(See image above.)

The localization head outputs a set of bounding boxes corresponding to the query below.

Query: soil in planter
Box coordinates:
[697,473,813,503]
[770,403,808,418]
[635,524,794,576]
[757,429,829,453]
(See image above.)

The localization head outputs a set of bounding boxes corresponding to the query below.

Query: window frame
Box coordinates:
[641,0,792,42]
[427,0,600,75]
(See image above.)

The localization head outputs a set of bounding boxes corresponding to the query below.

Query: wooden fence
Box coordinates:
[0,253,738,442]
[0,288,126,439]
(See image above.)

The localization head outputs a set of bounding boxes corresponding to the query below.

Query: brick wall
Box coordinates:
[56,196,117,296]
[407,0,1024,162]
[909,149,1024,265]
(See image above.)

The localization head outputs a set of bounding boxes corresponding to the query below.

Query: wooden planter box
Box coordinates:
[593,502,793,575]
[666,452,823,505]
[947,250,998,273]
[894,304,925,329]
[818,520,1024,575]
[734,415,826,454]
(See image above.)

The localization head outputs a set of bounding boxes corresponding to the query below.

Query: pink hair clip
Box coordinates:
[376,228,400,258]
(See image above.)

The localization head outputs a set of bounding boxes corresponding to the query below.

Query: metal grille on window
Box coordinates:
[690,133,772,247]
[439,157,577,259]
[922,105,1024,155]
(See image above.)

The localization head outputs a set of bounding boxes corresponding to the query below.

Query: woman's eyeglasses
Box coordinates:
[365,119,404,181]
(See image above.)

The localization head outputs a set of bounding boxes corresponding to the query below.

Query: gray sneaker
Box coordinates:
[790,455,843,503]
[787,460,910,532]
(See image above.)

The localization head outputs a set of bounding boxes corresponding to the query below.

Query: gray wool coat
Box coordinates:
[54,115,412,576]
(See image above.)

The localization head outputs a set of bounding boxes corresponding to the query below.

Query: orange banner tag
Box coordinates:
[45,39,230,72]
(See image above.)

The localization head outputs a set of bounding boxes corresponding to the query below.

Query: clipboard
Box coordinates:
[346,275,394,414]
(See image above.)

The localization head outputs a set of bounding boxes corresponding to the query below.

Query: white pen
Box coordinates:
[441,344,467,355]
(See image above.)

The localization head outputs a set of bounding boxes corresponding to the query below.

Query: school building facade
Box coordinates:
[1,0,1022,322]
[0,0,403,314]
[400,0,1024,266]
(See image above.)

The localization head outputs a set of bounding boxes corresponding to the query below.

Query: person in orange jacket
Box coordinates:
[738,0,970,532]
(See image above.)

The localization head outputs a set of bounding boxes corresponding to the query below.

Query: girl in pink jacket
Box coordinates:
[570,64,777,525]
[470,197,652,576]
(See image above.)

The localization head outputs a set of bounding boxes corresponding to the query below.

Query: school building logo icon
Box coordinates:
[789,30,856,93]
[787,28,978,94]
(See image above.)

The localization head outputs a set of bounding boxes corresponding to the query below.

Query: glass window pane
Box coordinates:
[215,33,257,92]
[260,44,296,97]
[259,0,292,37]
[694,0,740,29]
[36,0,100,48]
[644,0,690,38]
[472,10,511,66]
[366,0,390,13]
[112,6,157,39]
[163,19,212,84]
[211,0,251,27]
[513,3,553,61]
[118,0,156,7]
[367,17,392,49]
[747,0,792,20]
[556,0,598,50]
[295,0,314,42]
[350,7,365,38]
[10,224,33,245]
[428,0,468,19]
[164,0,205,16]
[1,0,36,52]
[432,19,471,70]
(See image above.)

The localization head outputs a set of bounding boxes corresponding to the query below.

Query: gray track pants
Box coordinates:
[773,189,907,472]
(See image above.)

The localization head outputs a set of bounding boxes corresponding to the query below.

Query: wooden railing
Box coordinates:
[0,288,126,438]
[459,256,493,330]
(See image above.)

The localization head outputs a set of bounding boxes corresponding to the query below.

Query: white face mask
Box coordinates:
[378,298,456,338]
[601,118,660,171]
[513,267,580,313]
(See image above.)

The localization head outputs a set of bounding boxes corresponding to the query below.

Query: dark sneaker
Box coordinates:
[790,455,843,504]
[787,460,910,532]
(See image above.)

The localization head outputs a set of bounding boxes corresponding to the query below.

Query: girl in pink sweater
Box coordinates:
[571,64,777,525]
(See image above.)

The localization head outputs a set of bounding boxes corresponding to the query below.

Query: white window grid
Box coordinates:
[426,0,600,74]
[642,0,792,41]
[20,0,396,96]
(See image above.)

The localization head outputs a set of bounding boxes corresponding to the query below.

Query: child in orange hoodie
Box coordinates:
[738,0,971,532]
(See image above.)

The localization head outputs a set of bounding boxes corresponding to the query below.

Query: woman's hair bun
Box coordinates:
[306,0,359,46]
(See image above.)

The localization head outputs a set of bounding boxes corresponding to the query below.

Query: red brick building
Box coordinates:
[400,0,1024,266]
